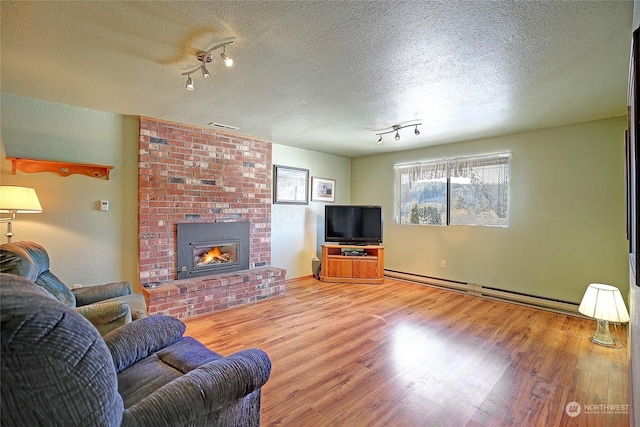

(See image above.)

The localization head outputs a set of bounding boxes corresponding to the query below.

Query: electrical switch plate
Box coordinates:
[440,260,446,268]
[100,200,109,211]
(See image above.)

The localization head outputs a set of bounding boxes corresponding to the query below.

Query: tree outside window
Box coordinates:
[395,153,510,227]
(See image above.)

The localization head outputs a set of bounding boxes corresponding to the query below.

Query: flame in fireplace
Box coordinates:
[200,246,230,264]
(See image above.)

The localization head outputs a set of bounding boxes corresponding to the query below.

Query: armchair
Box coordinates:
[0,273,272,427]
[0,241,147,335]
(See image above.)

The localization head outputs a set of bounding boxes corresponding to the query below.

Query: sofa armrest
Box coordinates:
[121,349,272,427]
[75,301,132,336]
[72,281,133,306]
[104,315,186,372]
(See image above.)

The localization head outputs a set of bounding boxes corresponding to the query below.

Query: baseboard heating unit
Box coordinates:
[384,269,580,315]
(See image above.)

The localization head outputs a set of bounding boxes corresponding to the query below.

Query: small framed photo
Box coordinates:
[311,177,335,202]
[273,165,309,204]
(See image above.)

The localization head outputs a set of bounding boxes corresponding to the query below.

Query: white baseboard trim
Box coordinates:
[384,269,580,316]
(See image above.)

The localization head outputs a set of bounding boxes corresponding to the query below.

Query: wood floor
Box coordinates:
[183,277,629,427]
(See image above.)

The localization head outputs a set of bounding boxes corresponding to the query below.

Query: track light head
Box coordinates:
[223,55,233,67]
[414,125,420,136]
[395,130,400,141]
[202,65,211,79]
[185,75,194,90]
[377,135,382,144]
[221,47,233,67]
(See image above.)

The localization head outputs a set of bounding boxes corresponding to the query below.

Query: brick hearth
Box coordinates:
[140,267,286,319]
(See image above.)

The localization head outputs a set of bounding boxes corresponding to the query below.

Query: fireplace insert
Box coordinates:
[177,222,250,279]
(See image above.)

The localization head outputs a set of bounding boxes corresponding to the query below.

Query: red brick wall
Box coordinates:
[138,117,272,283]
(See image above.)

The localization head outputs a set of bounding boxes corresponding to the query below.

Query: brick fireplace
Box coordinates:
[138,117,284,318]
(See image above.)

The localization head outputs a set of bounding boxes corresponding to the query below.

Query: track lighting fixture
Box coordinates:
[375,121,422,144]
[181,40,234,90]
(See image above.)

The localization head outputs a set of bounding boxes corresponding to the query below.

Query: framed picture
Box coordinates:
[311,177,335,202]
[273,165,309,204]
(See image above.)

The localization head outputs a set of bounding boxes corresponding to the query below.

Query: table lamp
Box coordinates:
[0,186,42,242]
[578,283,630,347]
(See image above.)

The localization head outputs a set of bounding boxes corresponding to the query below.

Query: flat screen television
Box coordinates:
[324,205,383,245]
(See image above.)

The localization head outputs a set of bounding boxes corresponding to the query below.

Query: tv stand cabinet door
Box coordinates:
[352,259,378,279]
[326,258,352,278]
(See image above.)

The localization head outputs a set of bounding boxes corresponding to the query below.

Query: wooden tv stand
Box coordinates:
[320,244,384,284]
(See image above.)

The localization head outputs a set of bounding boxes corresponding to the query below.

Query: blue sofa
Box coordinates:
[0,273,272,426]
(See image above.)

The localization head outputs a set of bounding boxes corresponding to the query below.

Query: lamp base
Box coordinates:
[590,319,615,347]
[1,210,16,243]
[4,219,13,243]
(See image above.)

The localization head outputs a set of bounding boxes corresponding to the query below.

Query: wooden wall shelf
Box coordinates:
[6,157,114,180]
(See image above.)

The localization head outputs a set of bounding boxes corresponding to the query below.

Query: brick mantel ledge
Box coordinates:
[140,267,286,319]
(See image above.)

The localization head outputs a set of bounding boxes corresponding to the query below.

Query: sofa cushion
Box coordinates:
[104,315,187,372]
[157,336,224,373]
[117,353,184,408]
[116,337,224,408]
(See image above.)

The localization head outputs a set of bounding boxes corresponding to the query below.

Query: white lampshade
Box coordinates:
[0,186,42,213]
[578,283,630,323]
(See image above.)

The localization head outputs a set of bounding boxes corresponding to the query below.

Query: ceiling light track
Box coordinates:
[376,121,422,144]
[182,40,234,90]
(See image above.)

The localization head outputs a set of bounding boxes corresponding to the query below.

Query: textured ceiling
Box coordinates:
[0,1,633,157]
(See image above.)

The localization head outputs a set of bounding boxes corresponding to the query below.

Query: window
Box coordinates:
[395,153,510,227]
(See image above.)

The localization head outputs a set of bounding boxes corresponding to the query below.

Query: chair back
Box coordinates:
[0,241,76,307]
[0,273,123,427]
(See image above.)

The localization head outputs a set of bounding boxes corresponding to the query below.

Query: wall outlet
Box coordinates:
[440,260,446,268]
[100,200,109,211]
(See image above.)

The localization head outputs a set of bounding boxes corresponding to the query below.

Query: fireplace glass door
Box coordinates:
[177,222,250,279]
[193,242,239,269]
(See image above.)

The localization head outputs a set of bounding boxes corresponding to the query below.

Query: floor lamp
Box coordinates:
[578,283,630,347]
[0,186,42,242]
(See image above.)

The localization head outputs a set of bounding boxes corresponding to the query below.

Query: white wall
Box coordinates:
[271,144,351,278]
[0,94,139,288]
[351,117,629,304]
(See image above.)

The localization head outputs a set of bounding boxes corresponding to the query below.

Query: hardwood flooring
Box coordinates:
[183,277,629,426]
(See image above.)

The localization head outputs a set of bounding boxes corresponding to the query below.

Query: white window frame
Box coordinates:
[394,152,510,227]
